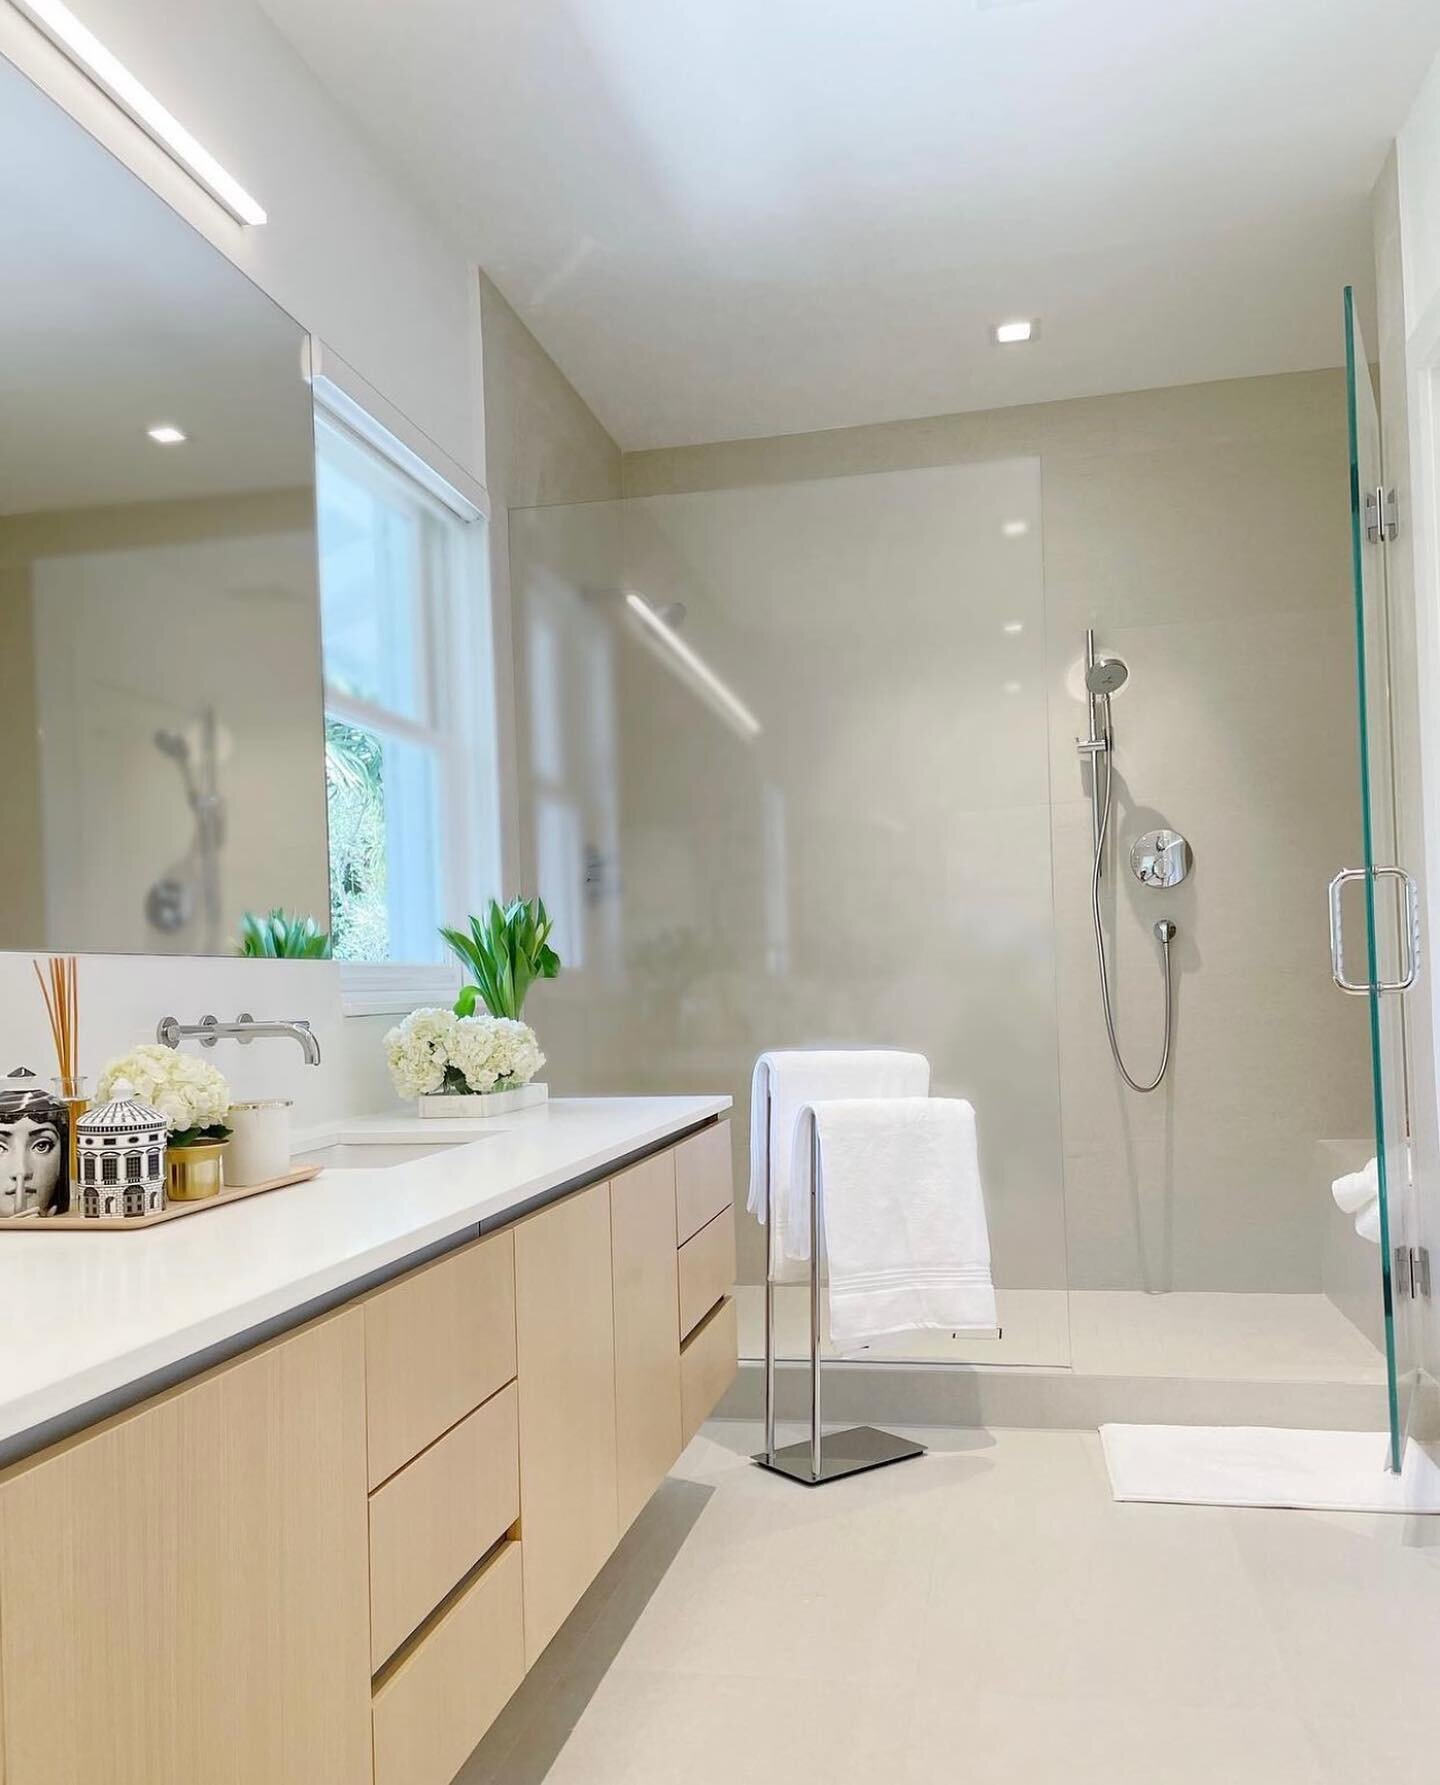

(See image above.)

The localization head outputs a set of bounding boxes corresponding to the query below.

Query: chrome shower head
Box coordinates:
[1085,656,1129,696]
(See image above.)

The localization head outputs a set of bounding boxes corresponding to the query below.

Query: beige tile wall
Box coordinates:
[622,371,1374,1292]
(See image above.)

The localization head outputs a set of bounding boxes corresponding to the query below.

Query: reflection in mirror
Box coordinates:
[0,56,328,957]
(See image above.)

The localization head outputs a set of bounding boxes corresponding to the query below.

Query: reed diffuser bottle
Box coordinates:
[33,957,86,1214]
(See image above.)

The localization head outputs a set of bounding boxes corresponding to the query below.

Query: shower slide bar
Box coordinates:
[1327,866,1421,996]
[754,1061,925,1486]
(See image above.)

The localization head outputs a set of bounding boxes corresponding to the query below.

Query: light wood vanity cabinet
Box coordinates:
[363,1228,516,1488]
[611,1150,683,1531]
[367,1380,520,1671]
[678,1203,737,1341]
[371,1541,524,1785]
[0,1117,737,1785]
[514,1179,620,1665]
[0,1310,372,1785]
[681,1294,739,1448]
[675,1118,734,1244]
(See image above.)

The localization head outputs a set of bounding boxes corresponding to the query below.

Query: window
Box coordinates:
[314,396,497,1010]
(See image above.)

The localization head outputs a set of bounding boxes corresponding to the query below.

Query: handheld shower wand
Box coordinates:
[1079,630,1176,1094]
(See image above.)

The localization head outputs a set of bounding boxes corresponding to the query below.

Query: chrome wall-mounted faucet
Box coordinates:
[156,1013,322,1066]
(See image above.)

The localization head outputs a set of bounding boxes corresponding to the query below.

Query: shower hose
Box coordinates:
[1090,747,1174,1093]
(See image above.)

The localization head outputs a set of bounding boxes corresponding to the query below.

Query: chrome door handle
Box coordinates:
[1329,867,1421,995]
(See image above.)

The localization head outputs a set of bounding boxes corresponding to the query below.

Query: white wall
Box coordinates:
[0,955,390,1133]
[1399,56,1440,342]
[0,0,483,1117]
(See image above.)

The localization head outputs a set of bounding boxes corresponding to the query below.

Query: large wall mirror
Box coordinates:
[0,56,329,958]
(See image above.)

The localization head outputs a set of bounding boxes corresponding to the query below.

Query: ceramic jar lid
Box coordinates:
[78,1079,166,1136]
[0,1067,62,1122]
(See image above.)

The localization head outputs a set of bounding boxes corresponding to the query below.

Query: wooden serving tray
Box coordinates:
[0,1164,323,1231]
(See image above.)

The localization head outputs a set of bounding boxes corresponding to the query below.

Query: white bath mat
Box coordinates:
[1100,1424,1440,1513]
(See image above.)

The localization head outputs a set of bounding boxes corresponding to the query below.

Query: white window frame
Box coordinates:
[311,362,498,1017]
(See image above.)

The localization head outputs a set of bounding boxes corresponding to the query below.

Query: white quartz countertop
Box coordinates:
[0,1095,730,1456]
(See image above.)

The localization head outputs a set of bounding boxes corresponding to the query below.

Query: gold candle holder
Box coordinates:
[167,1141,227,1202]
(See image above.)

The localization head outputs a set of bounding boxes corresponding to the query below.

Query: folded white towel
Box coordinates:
[1354,1199,1382,1245]
[747,1050,930,1272]
[797,1096,996,1350]
[1331,1158,1379,1216]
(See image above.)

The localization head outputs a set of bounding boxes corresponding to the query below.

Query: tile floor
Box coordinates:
[736,1285,1388,1382]
[460,1421,1440,1785]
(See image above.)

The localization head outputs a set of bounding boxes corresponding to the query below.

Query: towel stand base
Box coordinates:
[753,1425,926,1487]
[758,1075,926,1489]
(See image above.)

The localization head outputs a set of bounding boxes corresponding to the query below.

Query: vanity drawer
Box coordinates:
[677,1205,736,1341]
[368,1381,520,1670]
[365,1229,516,1488]
[372,1540,524,1785]
[680,1295,738,1446]
[674,1119,733,1245]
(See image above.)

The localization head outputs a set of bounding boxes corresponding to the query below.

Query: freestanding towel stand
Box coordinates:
[753,1062,925,1486]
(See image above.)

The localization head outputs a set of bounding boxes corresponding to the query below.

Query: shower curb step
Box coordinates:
[719,1358,1388,1434]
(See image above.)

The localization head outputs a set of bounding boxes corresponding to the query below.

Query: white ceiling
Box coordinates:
[0,57,312,515]
[259,0,1440,450]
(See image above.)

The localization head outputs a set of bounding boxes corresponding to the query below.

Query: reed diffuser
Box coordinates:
[33,956,86,1209]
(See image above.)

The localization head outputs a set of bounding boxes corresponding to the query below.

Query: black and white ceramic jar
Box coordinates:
[0,1067,70,1218]
[76,1081,167,1220]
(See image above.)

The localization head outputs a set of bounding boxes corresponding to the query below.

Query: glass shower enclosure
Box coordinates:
[1338,286,1422,1470]
[510,339,1421,1467]
[511,458,1073,1368]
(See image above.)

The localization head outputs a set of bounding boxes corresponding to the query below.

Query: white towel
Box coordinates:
[747,1050,930,1272]
[1332,1156,1383,1245]
[1331,1158,1379,1216]
[798,1096,996,1350]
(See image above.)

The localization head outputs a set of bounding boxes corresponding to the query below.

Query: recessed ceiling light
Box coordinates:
[1001,518,1030,539]
[991,318,1038,346]
[1003,622,1024,635]
[146,423,187,444]
[1003,681,1022,695]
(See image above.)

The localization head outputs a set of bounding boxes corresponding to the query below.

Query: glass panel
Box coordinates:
[316,418,428,722]
[512,461,1071,1367]
[325,715,444,964]
[1343,286,1413,1469]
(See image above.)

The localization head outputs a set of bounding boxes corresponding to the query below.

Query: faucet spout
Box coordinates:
[156,1013,322,1066]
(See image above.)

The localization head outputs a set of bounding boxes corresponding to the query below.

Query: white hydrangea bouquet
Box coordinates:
[97,1045,233,1146]
[384,1008,547,1117]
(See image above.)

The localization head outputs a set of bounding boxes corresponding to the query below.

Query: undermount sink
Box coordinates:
[294,1139,483,1171]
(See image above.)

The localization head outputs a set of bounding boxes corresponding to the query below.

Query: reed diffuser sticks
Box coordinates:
[34,956,86,1208]
[33,955,80,1090]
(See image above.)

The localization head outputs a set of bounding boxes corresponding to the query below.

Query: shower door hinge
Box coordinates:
[1395,1245,1431,1299]
[1366,486,1399,544]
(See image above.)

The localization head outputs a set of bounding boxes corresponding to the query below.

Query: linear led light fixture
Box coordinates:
[9,0,267,225]
[624,593,762,741]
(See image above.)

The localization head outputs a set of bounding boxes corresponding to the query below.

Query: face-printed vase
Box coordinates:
[0,1067,70,1219]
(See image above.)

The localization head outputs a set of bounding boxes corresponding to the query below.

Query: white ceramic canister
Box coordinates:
[224,1099,293,1187]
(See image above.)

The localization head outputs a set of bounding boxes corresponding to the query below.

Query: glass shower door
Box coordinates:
[1339,286,1418,1471]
